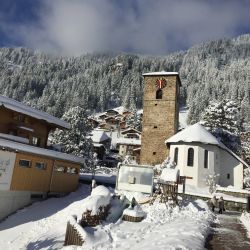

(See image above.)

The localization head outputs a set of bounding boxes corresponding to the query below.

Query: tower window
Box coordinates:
[154,126,157,128]
[153,152,156,155]
[204,150,208,169]
[156,89,163,99]
[174,148,178,165]
[187,148,194,166]
[227,173,230,179]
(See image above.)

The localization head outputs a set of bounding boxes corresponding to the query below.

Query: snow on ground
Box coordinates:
[0,184,214,250]
[240,212,250,238]
[0,185,91,250]
[76,198,214,250]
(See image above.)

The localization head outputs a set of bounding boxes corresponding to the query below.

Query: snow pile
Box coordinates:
[240,212,250,237]
[159,168,179,182]
[82,185,111,215]
[123,205,145,218]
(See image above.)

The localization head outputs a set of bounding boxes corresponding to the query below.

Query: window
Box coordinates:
[19,159,31,168]
[174,148,178,165]
[153,152,156,155]
[36,162,47,170]
[154,126,157,129]
[204,150,208,169]
[13,113,25,122]
[32,137,41,146]
[187,148,194,166]
[71,168,78,174]
[227,173,230,179]
[156,89,163,99]
[155,103,158,106]
[54,165,65,172]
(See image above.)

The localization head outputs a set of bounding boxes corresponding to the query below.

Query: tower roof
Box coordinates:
[142,71,179,76]
[142,71,181,86]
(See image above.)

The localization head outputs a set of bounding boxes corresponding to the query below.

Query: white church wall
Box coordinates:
[169,144,199,186]
[219,149,243,188]
[196,144,220,187]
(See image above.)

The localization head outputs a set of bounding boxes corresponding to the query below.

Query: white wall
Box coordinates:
[0,190,30,220]
[0,150,16,191]
[0,190,47,221]
[219,149,243,189]
[169,144,199,186]
[169,143,244,188]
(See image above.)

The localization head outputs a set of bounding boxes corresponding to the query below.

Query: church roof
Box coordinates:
[166,123,221,146]
[166,123,249,167]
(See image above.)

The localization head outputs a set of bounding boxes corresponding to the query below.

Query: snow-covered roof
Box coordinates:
[91,130,110,143]
[121,128,141,135]
[166,123,249,168]
[142,71,179,76]
[142,71,182,86]
[0,95,69,129]
[116,137,141,146]
[0,138,84,164]
[166,123,221,146]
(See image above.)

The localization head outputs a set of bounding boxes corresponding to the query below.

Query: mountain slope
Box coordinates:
[0,34,249,126]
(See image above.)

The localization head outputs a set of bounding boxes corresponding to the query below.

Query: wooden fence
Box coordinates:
[64,218,85,246]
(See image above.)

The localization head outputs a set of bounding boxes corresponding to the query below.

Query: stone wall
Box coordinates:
[182,193,247,212]
[140,74,180,165]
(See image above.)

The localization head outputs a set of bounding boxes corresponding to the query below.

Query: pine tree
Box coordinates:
[51,106,93,166]
[200,99,242,152]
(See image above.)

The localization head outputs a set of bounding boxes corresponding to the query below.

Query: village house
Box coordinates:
[90,129,111,160]
[0,95,83,220]
[166,123,249,189]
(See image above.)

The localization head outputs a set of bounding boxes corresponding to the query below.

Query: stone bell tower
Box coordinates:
[140,71,181,166]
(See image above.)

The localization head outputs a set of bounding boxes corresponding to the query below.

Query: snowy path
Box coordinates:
[205,211,250,250]
[0,185,91,250]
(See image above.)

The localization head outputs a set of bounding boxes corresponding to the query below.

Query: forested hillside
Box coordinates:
[0,34,249,128]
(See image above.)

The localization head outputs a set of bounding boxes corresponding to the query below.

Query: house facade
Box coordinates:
[166,123,248,189]
[0,95,83,220]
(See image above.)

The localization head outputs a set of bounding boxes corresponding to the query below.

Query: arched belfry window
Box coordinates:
[174,148,179,165]
[156,89,163,99]
[187,148,194,166]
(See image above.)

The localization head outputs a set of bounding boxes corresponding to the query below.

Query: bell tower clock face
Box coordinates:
[155,78,167,89]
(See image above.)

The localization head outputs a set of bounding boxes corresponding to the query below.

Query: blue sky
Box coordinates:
[0,0,249,55]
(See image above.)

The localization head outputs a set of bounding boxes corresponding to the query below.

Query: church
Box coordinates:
[140,71,248,189]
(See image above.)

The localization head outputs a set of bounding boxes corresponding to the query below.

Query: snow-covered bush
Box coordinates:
[81,185,111,227]
[244,168,250,188]
[206,174,220,194]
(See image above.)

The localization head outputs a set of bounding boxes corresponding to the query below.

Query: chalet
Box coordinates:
[0,95,83,220]
[116,137,141,162]
[91,130,111,159]
[121,128,141,139]
[166,123,249,189]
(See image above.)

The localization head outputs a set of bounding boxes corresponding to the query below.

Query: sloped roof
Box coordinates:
[0,95,69,129]
[91,130,110,143]
[0,138,84,164]
[166,123,249,168]
[142,71,182,86]
[116,137,141,146]
[166,123,221,146]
